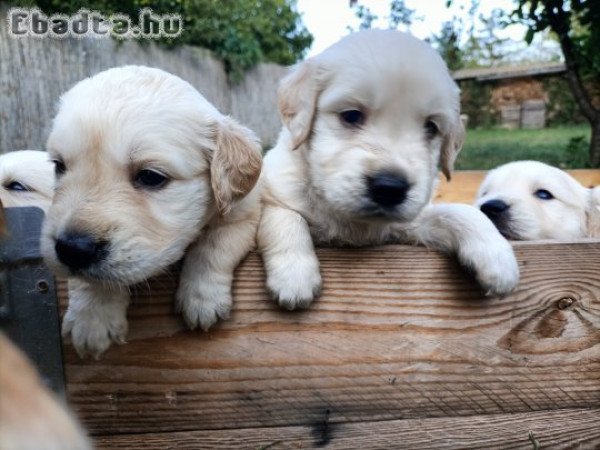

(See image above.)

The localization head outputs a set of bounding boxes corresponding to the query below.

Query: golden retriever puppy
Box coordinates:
[476,160,600,240]
[41,66,262,357]
[258,30,519,310]
[0,333,92,450]
[0,150,54,211]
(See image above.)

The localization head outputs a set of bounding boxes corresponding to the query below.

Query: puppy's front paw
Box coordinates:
[465,240,520,296]
[62,306,128,359]
[176,280,232,331]
[266,254,322,310]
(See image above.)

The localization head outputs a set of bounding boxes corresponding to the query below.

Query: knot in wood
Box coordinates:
[556,297,575,310]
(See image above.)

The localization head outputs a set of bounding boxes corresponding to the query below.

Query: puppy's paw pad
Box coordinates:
[272,283,322,311]
[177,283,232,331]
[473,248,520,297]
[62,309,127,359]
[267,256,322,310]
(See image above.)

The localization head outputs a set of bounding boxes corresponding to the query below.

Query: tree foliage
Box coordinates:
[430,19,465,70]
[350,0,414,32]
[431,5,511,69]
[20,0,313,80]
[513,0,600,165]
[514,0,599,93]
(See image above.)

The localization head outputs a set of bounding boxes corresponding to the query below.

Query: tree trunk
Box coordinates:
[547,10,600,167]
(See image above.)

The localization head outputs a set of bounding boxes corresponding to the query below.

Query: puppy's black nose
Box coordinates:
[480,199,509,218]
[367,173,410,208]
[55,232,107,271]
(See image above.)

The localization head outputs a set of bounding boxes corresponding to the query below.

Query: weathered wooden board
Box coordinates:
[58,242,600,439]
[0,4,286,152]
[94,408,600,449]
[434,169,600,204]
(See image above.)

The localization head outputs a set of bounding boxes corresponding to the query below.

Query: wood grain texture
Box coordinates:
[434,169,600,204]
[94,408,600,449]
[58,242,600,436]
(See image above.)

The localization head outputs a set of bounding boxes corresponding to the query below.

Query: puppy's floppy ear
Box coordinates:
[440,114,466,181]
[211,117,262,215]
[278,61,320,150]
[586,186,600,238]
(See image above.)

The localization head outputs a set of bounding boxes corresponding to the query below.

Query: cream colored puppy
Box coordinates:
[41,66,262,358]
[258,30,519,310]
[0,150,54,211]
[476,160,600,240]
[0,334,92,450]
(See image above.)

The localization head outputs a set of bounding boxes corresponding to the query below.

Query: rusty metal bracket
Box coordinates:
[0,207,65,396]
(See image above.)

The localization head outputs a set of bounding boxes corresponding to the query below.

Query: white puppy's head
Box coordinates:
[476,161,600,240]
[279,29,464,222]
[0,150,54,212]
[41,66,262,284]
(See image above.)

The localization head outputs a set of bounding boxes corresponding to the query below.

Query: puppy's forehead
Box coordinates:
[484,161,586,199]
[316,30,458,111]
[48,66,218,165]
[0,150,53,181]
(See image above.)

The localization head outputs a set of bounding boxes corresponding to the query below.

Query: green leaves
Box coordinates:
[26,0,313,80]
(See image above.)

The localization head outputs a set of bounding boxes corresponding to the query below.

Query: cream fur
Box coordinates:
[258,30,519,310]
[41,66,262,357]
[0,150,54,212]
[476,160,600,240]
[0,333,92,450]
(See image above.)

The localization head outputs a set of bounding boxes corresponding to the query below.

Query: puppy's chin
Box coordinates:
[353,205,422,224]
[40,235,188,286]
[495,226,521,241]
[487,217,524,241]
[43,256,176,286]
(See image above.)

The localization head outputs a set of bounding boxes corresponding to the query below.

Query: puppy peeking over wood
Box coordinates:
[476,160,600,240]
[258,30,520,310]
[0,150,54,212]
[41,66,262,358]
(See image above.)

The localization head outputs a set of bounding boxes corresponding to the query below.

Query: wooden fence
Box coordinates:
[57,241,600,449]
[0,6,287,152]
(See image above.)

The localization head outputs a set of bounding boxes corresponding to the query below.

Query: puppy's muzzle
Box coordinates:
[367,172,410,209]
[480,199,509,220]
[55,231,108,271]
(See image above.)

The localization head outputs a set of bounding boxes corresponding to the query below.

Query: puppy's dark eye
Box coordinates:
[534,189,554,200]
[52,159,66,177]
[134,169,169,189]
[340,109,366,127]
[424,120,439,139]
[5,181,30,192]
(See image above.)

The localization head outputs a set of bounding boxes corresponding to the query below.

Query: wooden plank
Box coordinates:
[93,408,600,449]
[59,242,600,435]
[434,169,600,204]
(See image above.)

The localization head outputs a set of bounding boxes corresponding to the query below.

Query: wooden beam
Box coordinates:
[59,242,600,436]
[93,408,600,449]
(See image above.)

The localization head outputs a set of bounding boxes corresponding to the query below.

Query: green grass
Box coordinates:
[456,125,592,170]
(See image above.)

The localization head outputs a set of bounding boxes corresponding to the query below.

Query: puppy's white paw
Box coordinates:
[463,239,520,296]
[176,280,232,331]
[62,306,128,359]
[266,254,322,310]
